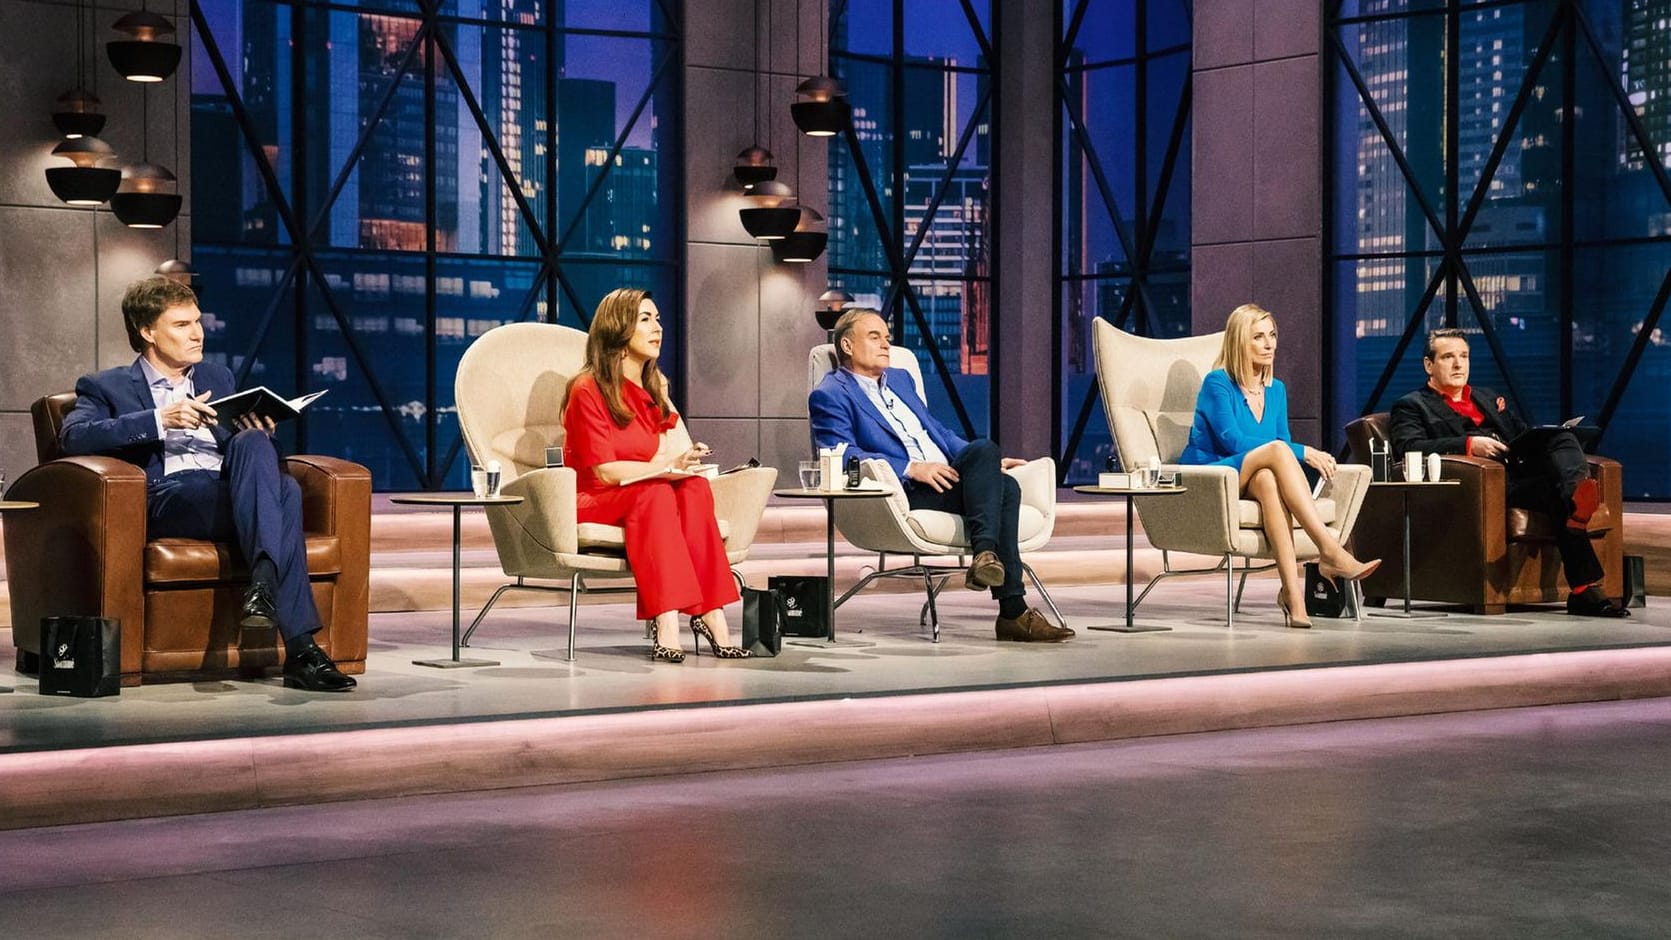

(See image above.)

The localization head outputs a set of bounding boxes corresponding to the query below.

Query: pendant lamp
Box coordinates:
[46,136,122,205]
[107,9,181,83]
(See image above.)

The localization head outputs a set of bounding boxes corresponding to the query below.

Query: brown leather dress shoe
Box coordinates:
[966,550,1006,590]
[995,609,1075,642]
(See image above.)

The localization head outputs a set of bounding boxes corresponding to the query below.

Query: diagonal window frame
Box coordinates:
[189,0,684,489]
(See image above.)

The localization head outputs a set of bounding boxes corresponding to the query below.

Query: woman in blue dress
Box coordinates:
[1179,304,1379,627]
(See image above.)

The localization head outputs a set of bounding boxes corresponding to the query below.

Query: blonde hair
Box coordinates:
[1215,303,1276,389]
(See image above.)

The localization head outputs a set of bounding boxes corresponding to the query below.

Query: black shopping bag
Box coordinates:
[769,575,830,638]
[38,616,121,697]
[741,586,786,657]
[1303,563,1347,619]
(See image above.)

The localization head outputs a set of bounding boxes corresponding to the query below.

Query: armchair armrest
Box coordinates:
[1320,464,1372,543]
[709,466,778,554]
[1004,457,1057,515]
[4,457,148,673]
[1136,465,1241,555]
[1437,454,1507,555]
[496,466,580,556]
[283,455,372,538]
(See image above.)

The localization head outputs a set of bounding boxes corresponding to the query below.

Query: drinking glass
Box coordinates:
[470,467,490,498]
[798,460,821,491]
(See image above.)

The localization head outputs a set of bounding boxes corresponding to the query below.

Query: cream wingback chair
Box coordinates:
[1091,319,1371,626]
[455,321,778,659]
[805,344,1063,641]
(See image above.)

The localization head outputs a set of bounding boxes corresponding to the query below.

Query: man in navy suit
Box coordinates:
[59,276,357,690]
[809,308,1072,642]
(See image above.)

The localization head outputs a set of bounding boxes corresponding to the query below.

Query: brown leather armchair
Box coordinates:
[4,393,371,685]
[1344,413,1623,614]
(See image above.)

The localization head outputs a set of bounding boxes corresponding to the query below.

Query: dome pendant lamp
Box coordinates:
[107,9,181,83]
[790,12,850,137]
[46,136,122,206]
[52,0,106,138]
[739,180,800,240]
[791,76,851,137]
[771,207,829,263]
[733,145,778,190]
[110,87,181,228]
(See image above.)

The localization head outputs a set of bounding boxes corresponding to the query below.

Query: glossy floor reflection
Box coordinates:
[4,581,1669,753]
[3,581,1671,751]
[2,698,1669,937]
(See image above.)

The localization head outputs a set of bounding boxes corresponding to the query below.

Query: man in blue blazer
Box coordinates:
[809,308,1072,642]
[59,276,357,690]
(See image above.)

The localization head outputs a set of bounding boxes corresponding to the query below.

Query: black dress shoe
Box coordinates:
[1567,588,1631,619]
[240,581,278,630]
[282,640,357,692]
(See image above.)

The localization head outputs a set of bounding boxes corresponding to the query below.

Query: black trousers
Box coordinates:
[905,439,1025,600]
[1506,429,1603,589]
[145,430,321,641]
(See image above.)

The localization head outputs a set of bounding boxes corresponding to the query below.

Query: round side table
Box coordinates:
[1072,485,1188,632]
[389,493,524,667]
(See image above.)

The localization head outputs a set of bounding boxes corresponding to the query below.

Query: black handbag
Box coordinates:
[38,616,122,697]
[741,586,786,657]
[1303,563,1347,619]
[769,575,831,638]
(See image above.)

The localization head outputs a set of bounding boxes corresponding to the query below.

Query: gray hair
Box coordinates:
[831,307,882,367]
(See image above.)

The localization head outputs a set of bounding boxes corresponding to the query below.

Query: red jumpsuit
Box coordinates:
[562,374,739,619]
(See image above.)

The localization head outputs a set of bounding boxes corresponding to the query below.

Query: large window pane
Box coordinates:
[1329,0,1671,494]
[191,0,682,489]
[1057,0,1192,483]
[829,0,994,439]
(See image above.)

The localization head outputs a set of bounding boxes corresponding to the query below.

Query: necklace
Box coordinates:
[1242,384,1265,398]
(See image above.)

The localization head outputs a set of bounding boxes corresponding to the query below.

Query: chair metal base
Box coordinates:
[833,553,1067,643]
[465,568,752,662]
[1129,552,1366,628]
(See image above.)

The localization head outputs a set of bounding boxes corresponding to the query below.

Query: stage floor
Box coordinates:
[4,575,1669,755]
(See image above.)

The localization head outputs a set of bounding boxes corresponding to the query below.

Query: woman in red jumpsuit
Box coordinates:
[562,288,747,662]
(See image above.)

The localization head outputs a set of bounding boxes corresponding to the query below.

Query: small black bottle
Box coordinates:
[844,455,862,489]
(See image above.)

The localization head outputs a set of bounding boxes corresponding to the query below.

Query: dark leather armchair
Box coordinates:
[1344,413,1623,614]
[4,393,371,685]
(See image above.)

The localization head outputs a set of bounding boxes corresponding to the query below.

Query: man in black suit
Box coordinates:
[1389,328,1627,618]
[58,275,358,689]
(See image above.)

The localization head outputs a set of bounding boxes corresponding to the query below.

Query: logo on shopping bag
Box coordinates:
[53,642,75,670]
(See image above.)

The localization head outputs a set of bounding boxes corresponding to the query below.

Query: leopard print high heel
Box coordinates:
[690,615,751,659]
[646,619,685,663]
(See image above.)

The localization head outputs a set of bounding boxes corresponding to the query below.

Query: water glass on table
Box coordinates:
[798,459,822,491]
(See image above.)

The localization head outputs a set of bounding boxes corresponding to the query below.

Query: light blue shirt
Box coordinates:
[847,369,948,466]
[139,357,223,476]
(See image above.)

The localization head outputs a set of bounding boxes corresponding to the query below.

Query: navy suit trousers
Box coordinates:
[145,430,320,640]
[905,439,1025,600]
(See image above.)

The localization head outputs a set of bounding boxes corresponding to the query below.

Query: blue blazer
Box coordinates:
[808,367,969,486]
[59,358,237,485]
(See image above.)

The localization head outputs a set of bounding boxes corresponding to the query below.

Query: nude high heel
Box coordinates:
[1319,556,1381,583]
[1277,592,1312,629]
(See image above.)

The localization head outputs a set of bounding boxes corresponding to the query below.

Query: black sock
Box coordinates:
[998,595,1028,619]
[251,557,278,591]
[284,631,319,657]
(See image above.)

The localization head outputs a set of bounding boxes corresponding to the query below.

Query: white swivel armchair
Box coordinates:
[1090,319,1371,626]
[455,322,778,659]
[806,344,1063,641]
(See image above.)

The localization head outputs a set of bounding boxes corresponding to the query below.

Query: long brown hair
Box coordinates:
[571,287,674,428]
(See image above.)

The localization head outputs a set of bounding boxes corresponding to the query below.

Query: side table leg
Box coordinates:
[1402,490,1413,615]
[826,500,837,642]
[1088,494,1172,633]
[414,503,501,668]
